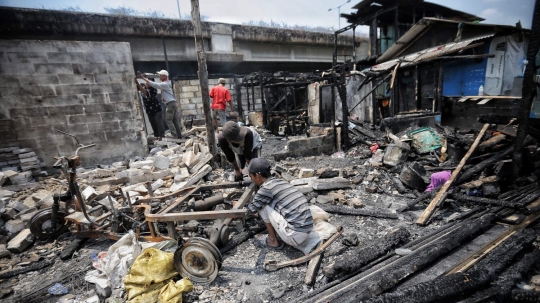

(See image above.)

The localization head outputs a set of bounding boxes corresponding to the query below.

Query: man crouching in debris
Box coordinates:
[219,121,262,181]
[246,158,314,251]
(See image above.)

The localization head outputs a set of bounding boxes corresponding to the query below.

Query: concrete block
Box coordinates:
[18,151,36,159]
[1,208,18,220]
[316,195,334,204]
[182,86,199,92]
[100,111,132,122]
[182,109,198,116]
[295,185,313,195]
[72,63,107,74]
[0,40,29,52]
[290,177,317,186]
[130,160,154,169]
[7,52,48,63]
[310,177,352,191]
[82,186,98,203]
[7,229,34,253]
[27,40,66,52]
[5,219,25,234]
[0,244,11,258]
[153,156,170,170]
[287,139,308,152]
[0,63,35,75]
[34,63,73,75]
[32,191,54,205]
[56,84,91,95]
[20,210,38,223]
[8,201,28,212]
[47,52,85,63]
[307,136,324,148]
[298,168,315,179]
[152,169,172,180]
[67,113,102,125]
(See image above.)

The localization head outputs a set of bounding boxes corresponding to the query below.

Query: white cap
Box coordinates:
[156,70,169,76]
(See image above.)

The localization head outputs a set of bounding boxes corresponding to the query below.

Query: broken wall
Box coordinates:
[0,40,147,169]
[173,78,263,122]
[335,75,374,124]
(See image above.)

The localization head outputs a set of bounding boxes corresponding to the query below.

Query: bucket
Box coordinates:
[399,161,428,191]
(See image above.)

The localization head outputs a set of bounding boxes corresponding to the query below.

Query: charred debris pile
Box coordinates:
[0,109,540,302]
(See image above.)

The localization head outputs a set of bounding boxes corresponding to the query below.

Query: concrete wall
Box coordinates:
[0,40,147,169]
[173,78,263,122]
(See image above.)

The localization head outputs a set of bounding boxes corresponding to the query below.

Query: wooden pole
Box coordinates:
[416,123,490,226]
[513,0,540,179]
[190,0,216,159]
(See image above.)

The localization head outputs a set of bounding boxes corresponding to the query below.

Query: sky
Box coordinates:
[0,0,535,34]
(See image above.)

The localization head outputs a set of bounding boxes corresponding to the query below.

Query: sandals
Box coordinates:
[255,234,285,250]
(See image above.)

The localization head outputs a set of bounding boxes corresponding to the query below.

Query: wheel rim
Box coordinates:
[29,209,68,238]
[174,237,222,284]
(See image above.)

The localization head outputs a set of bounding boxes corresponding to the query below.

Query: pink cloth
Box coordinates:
[425,170,452,192]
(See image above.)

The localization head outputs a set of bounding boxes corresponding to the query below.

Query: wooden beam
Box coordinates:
[445,211,540,275]
[416,123,490,226]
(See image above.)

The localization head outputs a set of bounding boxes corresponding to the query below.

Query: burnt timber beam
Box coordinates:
[416,123,490,226]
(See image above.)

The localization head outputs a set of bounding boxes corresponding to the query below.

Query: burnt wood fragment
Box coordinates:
[512,289,540,302]
[452,193,521,208]
[456,146,514,184]
[315,204,398,219]
[0,259,54,279]
[360,229,536,303]
[220,219,266,254]
[323,227,410,280]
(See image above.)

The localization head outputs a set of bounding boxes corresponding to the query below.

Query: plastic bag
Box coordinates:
[309,205,329,224]
[124,248,178,302]
[159,278,194,303]
[48,283,68,295]
[98,230,142,290]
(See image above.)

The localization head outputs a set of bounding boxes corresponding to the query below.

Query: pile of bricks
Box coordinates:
[0,147,46,187]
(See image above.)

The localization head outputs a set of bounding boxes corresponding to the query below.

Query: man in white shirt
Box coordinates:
[141,70,183,138]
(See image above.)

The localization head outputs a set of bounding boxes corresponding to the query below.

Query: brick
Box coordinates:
[28,115,68,127]
[9,107,48,118]
[5,219,25,234]
[68,113,102,125]
[84,103,116,114]
[7,229,34,253]
[58,74,95,85]
[101,111,132,122]
[180,99,190,105]
[34,63,73,75]
[85,52,117,64]
[190,97,203,104]
[56,84,91,95]
[6,52,48,64]
[182,86,199,92]
[72,63,107,74]
[27,41,66,52]
[308,136,324,148]
[47,105,84,116]
[47,52,85,63]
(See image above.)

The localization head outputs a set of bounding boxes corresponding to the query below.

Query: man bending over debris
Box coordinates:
[140,70,184,139]
[247,158,314,251]
[219,121,262,181]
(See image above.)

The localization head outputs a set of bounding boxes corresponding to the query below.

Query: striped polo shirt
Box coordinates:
[248,178,313,233]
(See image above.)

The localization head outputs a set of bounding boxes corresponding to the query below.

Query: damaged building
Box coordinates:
[0,1,540,303]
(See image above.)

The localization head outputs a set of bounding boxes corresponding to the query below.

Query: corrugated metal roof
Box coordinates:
[377,17,523,63]
[370,34,495,72]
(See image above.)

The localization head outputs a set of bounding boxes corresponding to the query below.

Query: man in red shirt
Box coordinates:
[209,78,235,129]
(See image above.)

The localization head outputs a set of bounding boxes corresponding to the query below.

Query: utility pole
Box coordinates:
[513,0,540,178]
[190,0,217,159]
[177,0,181,19]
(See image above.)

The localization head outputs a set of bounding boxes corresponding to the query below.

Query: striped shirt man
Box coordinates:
[247,177,313,233]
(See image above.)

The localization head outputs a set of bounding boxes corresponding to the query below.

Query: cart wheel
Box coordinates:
[29,209,69,238]
[173,237,222,284]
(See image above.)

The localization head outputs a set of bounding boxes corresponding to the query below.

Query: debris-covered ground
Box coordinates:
[1,122,540,303]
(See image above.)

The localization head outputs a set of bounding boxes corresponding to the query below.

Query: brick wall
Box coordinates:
[0,40,147,169]
[173,78,263,122]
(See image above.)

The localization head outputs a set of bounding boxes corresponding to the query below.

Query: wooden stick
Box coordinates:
[416,123,490,226]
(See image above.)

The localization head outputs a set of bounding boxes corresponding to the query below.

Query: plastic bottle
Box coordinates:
[478,85,484,96]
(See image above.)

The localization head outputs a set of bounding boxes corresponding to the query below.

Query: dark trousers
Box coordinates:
[235,148,261,169]
[148,111,165,137]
